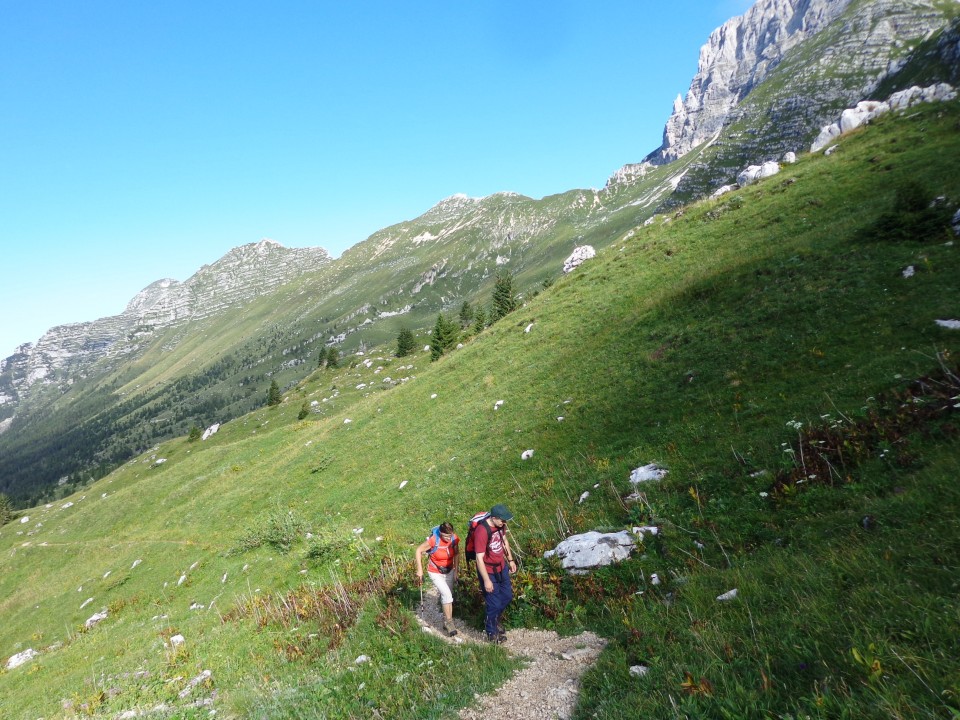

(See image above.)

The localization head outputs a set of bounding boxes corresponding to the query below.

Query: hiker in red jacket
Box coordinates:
[473,504,518,643]
[415,521,461,636]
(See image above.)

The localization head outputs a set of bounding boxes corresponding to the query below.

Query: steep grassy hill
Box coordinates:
[1,100,958,719]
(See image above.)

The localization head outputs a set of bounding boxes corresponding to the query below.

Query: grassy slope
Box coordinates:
[1,101,959,718]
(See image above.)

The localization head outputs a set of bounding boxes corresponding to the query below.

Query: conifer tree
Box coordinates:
[473,305,487,335]
[491,270,518,322]
[0,493,11,526]
[395,327,416,358]
[188,425,202,442]
[430,313,459,361]
[267,378,282,407]
[326,346,340,369]
[458,300,474,328]
[298,402,310,420]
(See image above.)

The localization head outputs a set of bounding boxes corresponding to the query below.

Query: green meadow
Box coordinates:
[1,100,959,718]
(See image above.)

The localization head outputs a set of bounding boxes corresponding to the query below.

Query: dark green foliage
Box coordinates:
[490,270,518,322]
[472,306,488,335]
[395,327,416,358]
[458,300,474,328]
[267,379,282,407]
[188,426,202,442]
[298,402,310,420]
[326,346,340,369]
[0,493,11,525]
[861,180,954,242]
[430,313,459,361]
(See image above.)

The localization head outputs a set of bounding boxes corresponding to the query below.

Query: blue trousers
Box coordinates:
[479,566,513,636]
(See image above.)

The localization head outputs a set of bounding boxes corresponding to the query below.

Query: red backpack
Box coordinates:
[464,512,492,562]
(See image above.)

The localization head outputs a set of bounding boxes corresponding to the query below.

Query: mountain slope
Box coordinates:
[1,96,958,719]
[2,0,958,510]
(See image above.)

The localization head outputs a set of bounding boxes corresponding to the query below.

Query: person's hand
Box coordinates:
[416,572,423,585]
[508,559,517,573]
[484,579,494,593]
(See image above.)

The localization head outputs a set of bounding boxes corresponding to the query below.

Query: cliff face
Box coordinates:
[0,240,331,413]
[645,0,855,166]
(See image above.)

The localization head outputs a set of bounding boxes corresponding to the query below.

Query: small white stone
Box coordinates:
[521,449,535,460]
[717,588,738,601]
[629,664,649,677]
[399,480,408,490]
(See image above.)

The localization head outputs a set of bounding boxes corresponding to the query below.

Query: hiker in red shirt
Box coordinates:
[473,504,518,643]
[415,521,461,636]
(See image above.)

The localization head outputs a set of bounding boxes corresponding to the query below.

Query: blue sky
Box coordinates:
[0,1,753,359]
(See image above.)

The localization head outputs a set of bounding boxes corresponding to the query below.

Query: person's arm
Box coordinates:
[503,533,517,574]
[476,550,493,592]
[414,539,431,584]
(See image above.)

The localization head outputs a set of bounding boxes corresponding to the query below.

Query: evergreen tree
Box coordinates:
[458,300,474,328]
[430,313,459,361]
[472,305,488,335]
[0,493,11,526]
[298,402,310,420]
[395,327,416,358]
[326,346,340,369]
[188,425,202,442]
[267,379,282,407]
[491,270,518,322]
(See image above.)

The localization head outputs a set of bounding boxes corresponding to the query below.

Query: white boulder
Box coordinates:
[737,161,780,186]
[85,610,108,628]
[711,184,736,199]
[521,449,535,460]
[543,531,636,574]
[201,423,220,440]
[782,151,797,164]
[6,648,39,670]
[563,245,596,273]
[811,123,841,153]
[629,463,668,484]
[717,588,739,601]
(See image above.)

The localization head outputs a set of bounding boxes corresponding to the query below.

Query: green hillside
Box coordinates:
[1,100,959,719]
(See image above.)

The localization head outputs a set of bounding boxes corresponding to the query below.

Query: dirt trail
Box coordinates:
[415,585,606,720]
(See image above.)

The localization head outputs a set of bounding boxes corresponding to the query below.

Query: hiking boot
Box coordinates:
[444,620,457,637]
[486,633,504,644]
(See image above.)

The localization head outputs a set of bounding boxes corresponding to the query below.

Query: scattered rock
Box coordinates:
[936,319,960,330]
[398,480,408,490]
[201,423,220,440]
[902,265,915,278]
[494,400,504,410]
[737,161,780,186]
[544,531,636,574]
[578,491,590,504]
[629,463,668,484]
[521,449,535,460]
[170,634,186,647]
[85,610,108,629]
[177,669,212,699]
[6,648,39,670]
[629,664,650,678]
[717,588,738,601]
[563,245,596,273]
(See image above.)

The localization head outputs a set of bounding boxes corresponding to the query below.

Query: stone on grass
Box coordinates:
[563,245,596,273]
[630,464,668,484]
[85,610,108,629]
[521,449,535,460]
[178,669,212,699]
[717,588,739,601]
[6,648,39,670]
[936,319,960,330]
[629,664,650,678]
[544,531,636,574]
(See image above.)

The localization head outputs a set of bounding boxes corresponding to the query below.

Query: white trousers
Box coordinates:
[427,569,455,604]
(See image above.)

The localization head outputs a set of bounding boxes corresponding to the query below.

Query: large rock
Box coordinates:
[737,161,781,187]
[563,246,596,274]
[6,648,39,670]
[544,531,637,574]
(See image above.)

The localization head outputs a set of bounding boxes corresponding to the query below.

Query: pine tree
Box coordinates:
[491,270,518,322]
[458,300,474,328]
[430,313,459,361]
[298,402,310,420]
[473,305,488,335]
[395,327,416,358]
[188,425,202,442]
[267,379,282,407]
[326,346,340,369]
[0,493,11,526]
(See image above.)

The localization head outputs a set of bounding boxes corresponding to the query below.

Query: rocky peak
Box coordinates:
[645,0,855,166]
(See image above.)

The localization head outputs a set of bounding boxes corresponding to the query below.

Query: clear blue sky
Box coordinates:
[0,1,753,359]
